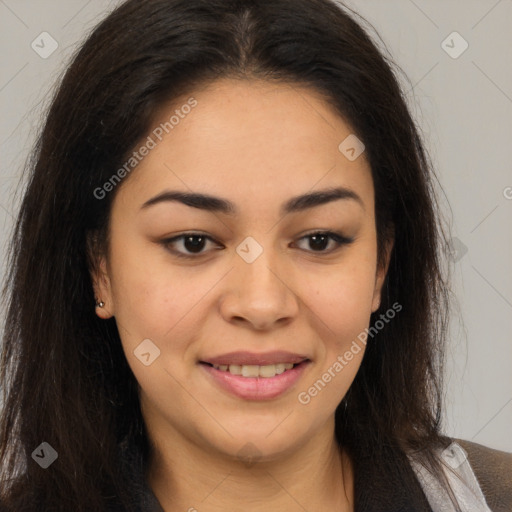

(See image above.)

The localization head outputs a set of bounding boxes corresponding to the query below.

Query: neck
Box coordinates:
[146,418,354,512]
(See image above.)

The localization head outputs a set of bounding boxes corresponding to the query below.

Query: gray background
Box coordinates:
[0,0,511,451]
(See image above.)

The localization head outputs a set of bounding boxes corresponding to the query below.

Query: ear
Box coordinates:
[371,234,394,313]
[86,231,115,319]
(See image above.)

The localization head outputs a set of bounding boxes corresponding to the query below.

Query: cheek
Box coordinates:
[108,255,203,398]
[107,237,193,345]
[306,262,377,344]
[294,269,374,414]
[107,237,229,373]
[296,248,377,405]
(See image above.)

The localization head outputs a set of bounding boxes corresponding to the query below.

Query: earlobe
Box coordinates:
[87,231,115,319]
[92,257,114,319]
[371,295,381,313]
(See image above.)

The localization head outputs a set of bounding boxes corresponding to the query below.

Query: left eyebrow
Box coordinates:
[140,186,365,215]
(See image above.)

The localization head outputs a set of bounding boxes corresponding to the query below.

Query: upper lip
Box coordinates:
[201,351,310,366]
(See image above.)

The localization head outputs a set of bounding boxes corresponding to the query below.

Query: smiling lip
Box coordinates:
[199,351,311,400]
[200,359,310,400]
[200,350,309,366]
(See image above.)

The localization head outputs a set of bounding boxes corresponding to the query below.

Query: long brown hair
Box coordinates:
[1,0,457,509]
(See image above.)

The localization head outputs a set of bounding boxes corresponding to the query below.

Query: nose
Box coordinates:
[219,246,299,330]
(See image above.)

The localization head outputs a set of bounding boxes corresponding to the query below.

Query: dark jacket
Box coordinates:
[124,438,512,512]
[457,439,512,512]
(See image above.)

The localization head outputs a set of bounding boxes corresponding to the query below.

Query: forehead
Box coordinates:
[114,78,373,215]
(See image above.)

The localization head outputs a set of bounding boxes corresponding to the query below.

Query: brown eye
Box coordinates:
[160,230,353,260]
[181,235,207,253]
[294,231,354,253]
[161,233,221,259]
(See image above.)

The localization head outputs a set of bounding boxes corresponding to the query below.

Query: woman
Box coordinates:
[0,0,510,510]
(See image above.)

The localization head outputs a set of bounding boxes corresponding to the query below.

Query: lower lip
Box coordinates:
[200,361,310,400]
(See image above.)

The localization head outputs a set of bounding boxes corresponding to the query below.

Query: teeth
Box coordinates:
[211,362,295,377]
[228,364,242,375]
[242,365,260,377]
[275,363,286,375]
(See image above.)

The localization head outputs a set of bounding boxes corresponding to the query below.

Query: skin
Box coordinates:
[91,78,393,511]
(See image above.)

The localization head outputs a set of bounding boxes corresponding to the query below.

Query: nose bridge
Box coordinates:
[236,234,285,297]
[221,234,298,327]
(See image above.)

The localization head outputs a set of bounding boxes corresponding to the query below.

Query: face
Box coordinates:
[91,78,392,463]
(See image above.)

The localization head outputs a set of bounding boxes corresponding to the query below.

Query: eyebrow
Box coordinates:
[140,186,365,216]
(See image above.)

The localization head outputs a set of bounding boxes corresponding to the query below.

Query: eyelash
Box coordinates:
[160,231,354,260]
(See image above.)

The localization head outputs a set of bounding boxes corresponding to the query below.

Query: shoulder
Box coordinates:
[455,438,512,512]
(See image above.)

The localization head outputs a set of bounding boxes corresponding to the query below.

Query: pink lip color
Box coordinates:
[200,360,310,400]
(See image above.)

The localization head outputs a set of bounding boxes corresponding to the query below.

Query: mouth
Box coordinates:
[199,361,305,378]
[199,359,311,400]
